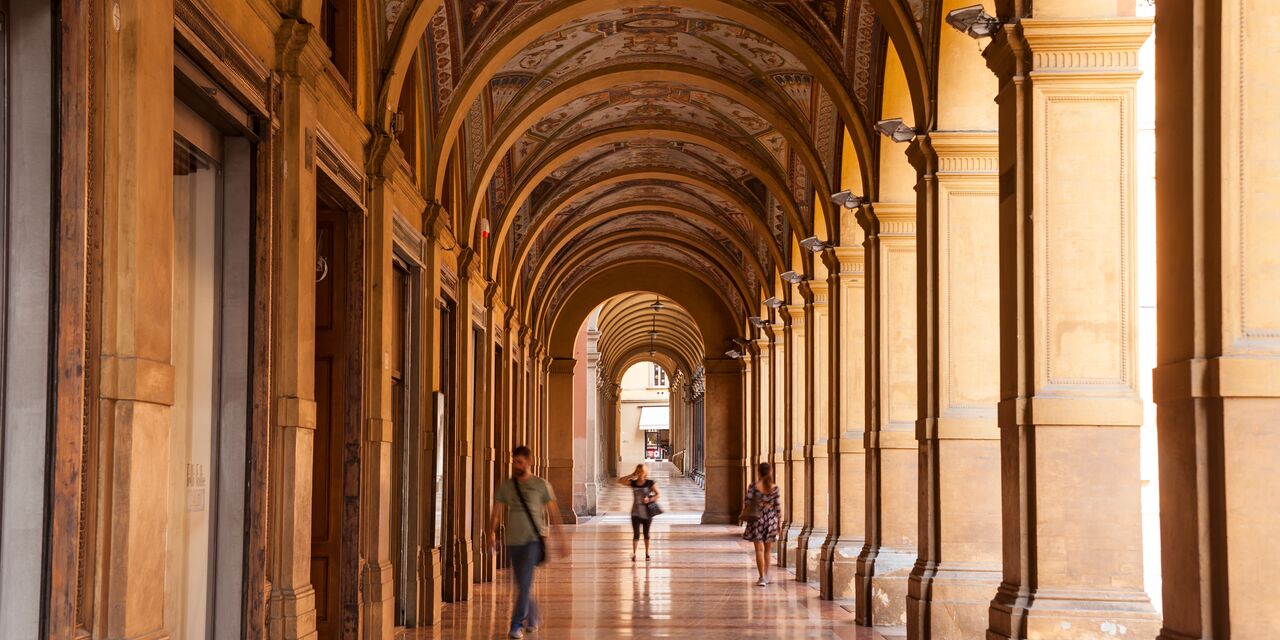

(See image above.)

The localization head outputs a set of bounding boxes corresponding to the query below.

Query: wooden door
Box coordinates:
[312,207,348,639]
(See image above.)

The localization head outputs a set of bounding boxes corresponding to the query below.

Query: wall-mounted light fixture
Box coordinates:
[946,4,1000,39]
[763,296,784,309]
[724,349,741,359]
[749,316,771,329]
[830,190,866,210]
[780,270,804,284]
[876,118,918,143]
[799,236,832,253]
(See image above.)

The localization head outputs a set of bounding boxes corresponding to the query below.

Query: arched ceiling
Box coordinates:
[595,293,704,381]
[372,0,945,337]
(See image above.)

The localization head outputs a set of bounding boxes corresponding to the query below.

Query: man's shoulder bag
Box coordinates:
[511,479,548,565]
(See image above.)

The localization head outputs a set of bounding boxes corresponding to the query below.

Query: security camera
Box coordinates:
[763,296,784,309]
[875,118,917,143]
[799,236,831,253]
[780,270,804,284]
[831,190,866,210]
[946,4,1000,39]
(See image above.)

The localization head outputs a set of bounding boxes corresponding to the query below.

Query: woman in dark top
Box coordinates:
[743,462,781,586]
[617,464,661,561]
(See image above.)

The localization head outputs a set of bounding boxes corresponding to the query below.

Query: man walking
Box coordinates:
[488,445,564,638]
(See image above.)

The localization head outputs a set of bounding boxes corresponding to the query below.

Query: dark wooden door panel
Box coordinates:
[312,210,346,640]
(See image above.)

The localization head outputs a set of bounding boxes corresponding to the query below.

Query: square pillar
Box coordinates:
[820,244,867,600]
[984,16,1160,639]
[545,357,579,524]
[799,281,831,583]
[267,20,329,640]
[906,132,1003,638]
[97,3,177,637]
[855,202,918,632]
[700,357,745,524]
[781,304,808,570]
[1155,2,1280,637]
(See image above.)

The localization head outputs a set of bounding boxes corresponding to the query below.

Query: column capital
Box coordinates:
[786,303,807,323]
[548,356,575,374]
[832,246,866,276]
[1021,17,1152,77]
[930,131,999,177]
[869,202,916,238]
[803,280,829,306]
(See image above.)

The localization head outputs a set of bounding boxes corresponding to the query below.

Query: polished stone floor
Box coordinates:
[403,465,883,639]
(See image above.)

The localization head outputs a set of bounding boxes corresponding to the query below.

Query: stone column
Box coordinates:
[1155,2,1280,637]
[98,2,175,637]
[585,328,600,513]
[267,20,327,640]
[358,145,402,639]
[799,280,831,583]
[701,358,745,524]
[905,132,1002,638]
[740,347,756,492]
[781,304,808,570]
[771,327,788,566]
[820,243,867,600]
[855,202,917,633]
[754,335,773,471]
[545,357,578,524]
[984,15,1160,638]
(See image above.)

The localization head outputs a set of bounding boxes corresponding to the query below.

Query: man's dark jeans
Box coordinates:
[506,540,543,633]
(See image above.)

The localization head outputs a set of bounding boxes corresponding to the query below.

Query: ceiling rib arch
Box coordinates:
[506,201,776,295]
[526,232,755,329]
[425,0,876,232]
[462,64,834,246]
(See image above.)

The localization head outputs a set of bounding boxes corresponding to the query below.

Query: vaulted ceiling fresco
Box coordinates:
[394,0,945,344]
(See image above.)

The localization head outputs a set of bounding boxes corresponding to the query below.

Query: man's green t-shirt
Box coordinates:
[494,475,556,546]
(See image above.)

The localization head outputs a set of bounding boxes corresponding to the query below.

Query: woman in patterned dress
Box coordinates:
[742,462,781,586]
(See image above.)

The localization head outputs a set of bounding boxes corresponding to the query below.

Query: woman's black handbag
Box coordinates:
[645,499,664,518]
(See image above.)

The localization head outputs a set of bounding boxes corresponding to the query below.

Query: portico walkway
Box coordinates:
[404,465,883,639]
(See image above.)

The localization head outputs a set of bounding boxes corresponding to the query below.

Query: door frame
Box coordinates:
[314,131,367,639]
[390,212,427,626]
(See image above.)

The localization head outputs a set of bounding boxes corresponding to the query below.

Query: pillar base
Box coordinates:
[802,527,827,584]
[855,545,914,630]
[780,523,803,569]
[700,510,737,525]
[906,561,1001,639]
[361,559,396,638]
[818,536,864,600]
[987,584,1161,640]
[268,584,318,640]
[420,547,444,625]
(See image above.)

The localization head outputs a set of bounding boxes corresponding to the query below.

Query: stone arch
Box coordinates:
[541,262,744,524]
